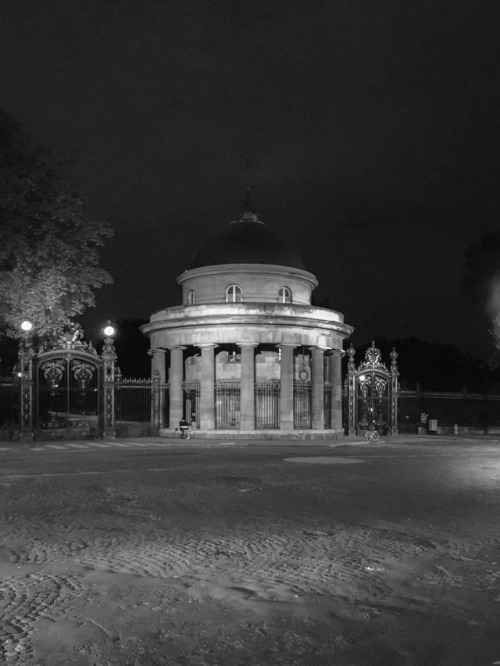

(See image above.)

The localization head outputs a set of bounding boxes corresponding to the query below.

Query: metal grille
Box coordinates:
[183,383,200,428]
[116,378,152,422]
[0,378,20,437]
[324,383,332,428]
[294,382,312,429]
[255,381,280,429]
[356,371,389,434]
[215,382,240,429]
[37,354,101,438]
[398,390,500,433]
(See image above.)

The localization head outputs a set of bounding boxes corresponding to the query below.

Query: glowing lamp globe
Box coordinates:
[21,320,33,332]
[103,324,115,337]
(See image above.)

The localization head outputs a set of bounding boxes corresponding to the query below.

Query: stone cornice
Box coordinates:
[141,303,353,339]
[177,263,318,288]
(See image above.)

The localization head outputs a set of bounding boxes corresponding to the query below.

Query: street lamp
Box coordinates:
[103,322,115,338]
[21,320,33,333]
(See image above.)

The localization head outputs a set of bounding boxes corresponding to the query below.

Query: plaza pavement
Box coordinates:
[1,431,500,452]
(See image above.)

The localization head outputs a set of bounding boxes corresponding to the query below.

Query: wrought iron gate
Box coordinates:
[36,349,102,438]
[344,342,399,436]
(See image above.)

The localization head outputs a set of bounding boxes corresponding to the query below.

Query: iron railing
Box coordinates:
[324,383,332,429]
[0,377,20,438]
[115,378,152,422]
[397,389,500,433]
[183,383,200,428]
[256,381,280,429]
[215,381,240,429]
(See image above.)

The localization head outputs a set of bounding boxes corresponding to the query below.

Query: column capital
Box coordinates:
[332,348,345,357]
[238,342,258,349]
[168,345,187,351]
[197,343,219,349]
[275,343,298,349]
[309,345,328,352]
[148,347,167,356]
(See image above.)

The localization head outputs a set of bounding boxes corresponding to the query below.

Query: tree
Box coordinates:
[462,231,500,354]
[113,319,150,378]
[0,110,113,345]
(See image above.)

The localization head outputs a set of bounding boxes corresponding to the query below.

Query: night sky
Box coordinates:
[1,1,499,359]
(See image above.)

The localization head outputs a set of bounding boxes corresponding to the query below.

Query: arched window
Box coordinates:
[279,287,292,303]
[226,284,242,303]
[187,289,196,305]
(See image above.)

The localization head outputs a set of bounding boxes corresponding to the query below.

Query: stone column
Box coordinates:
[150,348,166,429]
[200,344,216,430]
[278,344,296,431]
[169,347,185,429]
[239,343,257,430]
[330,349,343,431]
[310,346,325,430]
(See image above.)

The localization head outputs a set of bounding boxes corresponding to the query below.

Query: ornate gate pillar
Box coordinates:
[390,348,399,434]
[199,344,217,430]
[101,334,117,439]
[346,344,357,436]
[239,343,257,430]
[277,344,297,431]
[330,349,343,431]
[310,346,325,430]
[18,341,34,439]
[150,348,166,431]
[169,347,185,429]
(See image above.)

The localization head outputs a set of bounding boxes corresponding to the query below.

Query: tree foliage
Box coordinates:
[462,231,500,352]
[113,319,150,378]
[0,110,113,344]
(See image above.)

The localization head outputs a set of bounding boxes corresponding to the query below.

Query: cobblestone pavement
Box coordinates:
[0,439,499,664]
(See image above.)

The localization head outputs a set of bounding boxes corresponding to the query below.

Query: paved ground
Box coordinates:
[0,435,499,665]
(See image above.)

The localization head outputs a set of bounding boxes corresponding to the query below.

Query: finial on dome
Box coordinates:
[238,151,259,221]
[242,185,254,213]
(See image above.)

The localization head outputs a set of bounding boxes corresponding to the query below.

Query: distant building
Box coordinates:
[141,206,353,437]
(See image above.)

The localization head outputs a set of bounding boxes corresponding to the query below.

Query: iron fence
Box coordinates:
[183,383,200,428]
[115,378,152,422]
[398,390,500,434]
[215,381,240,429]
[324,383,332,429]
[0,377,20,439]
[256,381,280,429]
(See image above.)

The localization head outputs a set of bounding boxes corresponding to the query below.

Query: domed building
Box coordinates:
[141,206,353,438]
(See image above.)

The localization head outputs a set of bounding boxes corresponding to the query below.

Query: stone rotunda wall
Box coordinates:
[141,209,353,438]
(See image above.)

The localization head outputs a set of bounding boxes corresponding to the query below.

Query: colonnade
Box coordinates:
[151,344,343,432]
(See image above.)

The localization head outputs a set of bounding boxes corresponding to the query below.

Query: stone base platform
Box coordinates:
[159,428,345,441]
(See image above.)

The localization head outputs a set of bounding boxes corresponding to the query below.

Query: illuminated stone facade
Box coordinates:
[141,210,353,438]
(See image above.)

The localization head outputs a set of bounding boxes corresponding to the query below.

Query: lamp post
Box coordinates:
[101,321,117,439]
[18,320,35,440]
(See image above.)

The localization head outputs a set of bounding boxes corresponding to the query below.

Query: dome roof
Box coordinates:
[187,212,306,271]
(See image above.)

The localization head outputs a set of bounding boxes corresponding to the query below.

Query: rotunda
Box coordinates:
[141,207,353,438]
